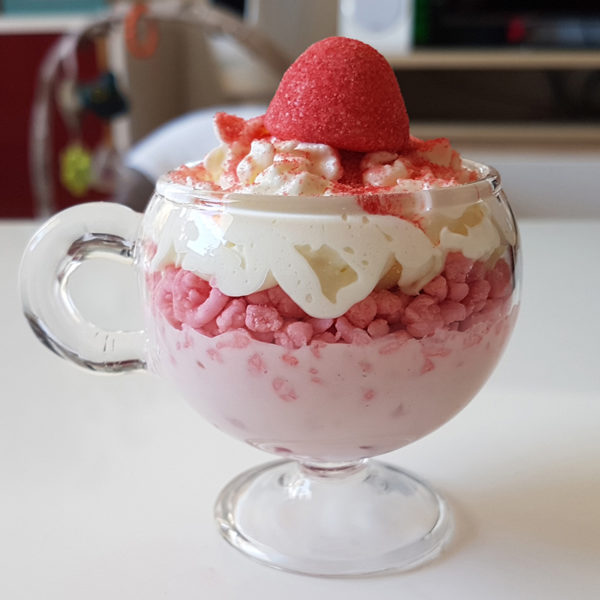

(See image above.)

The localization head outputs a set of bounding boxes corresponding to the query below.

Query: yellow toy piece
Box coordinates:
[60,143,92,197]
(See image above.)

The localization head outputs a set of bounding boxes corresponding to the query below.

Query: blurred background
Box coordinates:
[1,0,599,219]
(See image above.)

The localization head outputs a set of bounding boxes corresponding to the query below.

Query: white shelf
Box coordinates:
[388,48,600,70]
[0,13,103,34]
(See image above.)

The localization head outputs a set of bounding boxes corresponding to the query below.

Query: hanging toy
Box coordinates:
[125,2,159,59]
[60,142,93,197]
[77,71,129,120]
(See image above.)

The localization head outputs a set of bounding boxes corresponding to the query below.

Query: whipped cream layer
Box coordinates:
[146,189,504,319]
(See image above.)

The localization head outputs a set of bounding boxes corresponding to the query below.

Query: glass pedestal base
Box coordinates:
[214,459,452,577]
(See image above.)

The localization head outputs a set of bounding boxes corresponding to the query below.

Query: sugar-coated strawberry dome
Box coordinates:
[264,36,410,153]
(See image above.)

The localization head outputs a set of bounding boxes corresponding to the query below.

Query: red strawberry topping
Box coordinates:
[264,37,410,153]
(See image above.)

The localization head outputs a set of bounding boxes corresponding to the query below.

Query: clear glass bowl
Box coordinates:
[20,159,520,576]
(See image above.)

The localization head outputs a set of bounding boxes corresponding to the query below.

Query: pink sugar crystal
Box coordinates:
[403,295,444,338]
[439,300,468,325]
[214,112,246,145]
[444,252,474,283]
[245,305,284,333]
[172,269,209,307]
[187,288,229,330]
[335,316,372,344]
[459,297,510,331]
[313,331,338,343]
[463,279,491,316]
[267,286,307,318]
[403,295,441,324]
[171,269,230,330]
[274,321,314,349]
[466,260,486,282]
[367,318,390,338]
[214,112,267,151]
[372,289,408,324]
[198,317,220,337]
[346,295,378,328]
[406,321,439,339]
[423,275,448,301]
[333,316,354,342]
[447,281,469,302]
[216,298,247,332]
[306,317,334,334]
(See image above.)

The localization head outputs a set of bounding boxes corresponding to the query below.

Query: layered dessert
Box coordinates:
[140,37,518,462]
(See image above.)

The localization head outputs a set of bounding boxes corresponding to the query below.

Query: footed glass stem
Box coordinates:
[214,459,452,577]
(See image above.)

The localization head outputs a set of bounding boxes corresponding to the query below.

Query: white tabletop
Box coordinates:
[1,218,599,599]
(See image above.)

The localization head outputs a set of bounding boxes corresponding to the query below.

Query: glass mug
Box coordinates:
[20,160,520,576]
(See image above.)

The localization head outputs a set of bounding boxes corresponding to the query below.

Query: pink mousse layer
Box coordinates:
[145,253,515,462]
[147,308,515,462]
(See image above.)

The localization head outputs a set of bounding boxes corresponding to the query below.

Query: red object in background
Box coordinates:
[0,32,108,219]
[506,17,527,45]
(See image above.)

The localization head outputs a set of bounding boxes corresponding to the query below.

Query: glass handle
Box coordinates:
[19,202,146,373]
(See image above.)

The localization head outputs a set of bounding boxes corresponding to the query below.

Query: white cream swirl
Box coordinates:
[196,124,476,195]
[204,138,343,196]
[148,196,502,319]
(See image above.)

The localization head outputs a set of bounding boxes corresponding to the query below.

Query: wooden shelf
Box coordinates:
[388,48,600,70]
[410,121,600,144]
